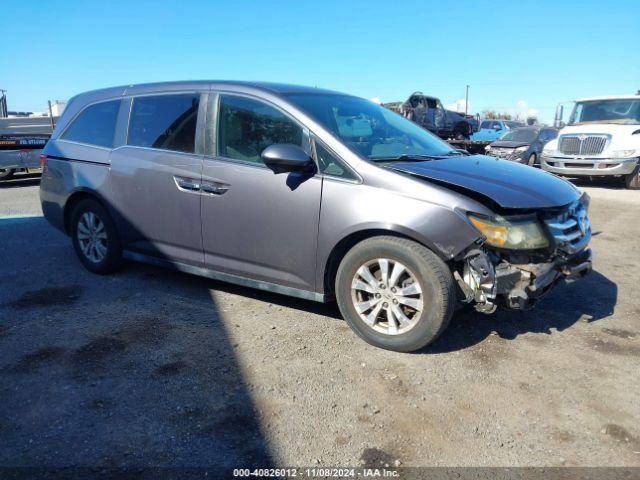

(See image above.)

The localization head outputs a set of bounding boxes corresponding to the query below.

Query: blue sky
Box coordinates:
[1,0,638,122]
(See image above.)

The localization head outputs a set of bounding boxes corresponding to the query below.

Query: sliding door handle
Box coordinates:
[201,181,229,195]
[174,176,201,192]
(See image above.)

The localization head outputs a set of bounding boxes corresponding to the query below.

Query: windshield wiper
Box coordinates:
[370,154,449,162]
[442,149,470,156]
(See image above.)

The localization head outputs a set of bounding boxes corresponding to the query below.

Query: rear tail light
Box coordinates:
[39,154,47,167]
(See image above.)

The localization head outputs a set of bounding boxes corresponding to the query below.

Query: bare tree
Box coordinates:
[482,110,512,120]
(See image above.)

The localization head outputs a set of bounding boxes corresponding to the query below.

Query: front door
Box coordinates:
[110,92,205,266]
[200,94,322,293]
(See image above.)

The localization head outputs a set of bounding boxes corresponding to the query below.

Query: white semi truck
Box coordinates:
[541,94,640,189]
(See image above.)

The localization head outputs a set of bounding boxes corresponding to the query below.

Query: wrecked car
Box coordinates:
[39,81,592,352]
[383,92,478,140]
[485,126,558,166]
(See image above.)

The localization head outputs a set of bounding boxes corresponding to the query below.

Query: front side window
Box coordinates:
[128,93,200,153]
[314,140,357,180]
[285,93,453,161]
[61,100,120,148]
[218,95,303,164]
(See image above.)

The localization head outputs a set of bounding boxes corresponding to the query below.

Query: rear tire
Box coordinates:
[0,169,14,181]
[335,236,455,352]
[624,164,640,190]
[70,198,123,274]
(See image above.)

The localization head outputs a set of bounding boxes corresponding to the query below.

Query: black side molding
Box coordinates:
[46,155,108,166]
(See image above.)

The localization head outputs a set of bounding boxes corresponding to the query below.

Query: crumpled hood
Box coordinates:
[387,155,581,209]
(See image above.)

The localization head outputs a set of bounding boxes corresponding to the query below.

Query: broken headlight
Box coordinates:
[468,214,549,250]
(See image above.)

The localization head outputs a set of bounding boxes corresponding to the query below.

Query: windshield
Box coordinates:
[499,128,538,142]
[285,93,455,160]
[568,99,640,125]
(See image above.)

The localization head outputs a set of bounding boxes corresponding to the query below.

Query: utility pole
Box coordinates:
[465,85,469,116]
[47,100,55,131]
[0,89,7,118]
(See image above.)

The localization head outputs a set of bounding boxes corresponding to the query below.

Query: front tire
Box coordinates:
[70,198,123,274]
[454,131,466,141]
[335,236,455,352]
[624,164,640,190]
[527,153,537,167]
[0,169,14,181]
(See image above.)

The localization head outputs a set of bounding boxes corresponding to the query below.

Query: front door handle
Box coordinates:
[174,176,201,192]
[201,181,229,195]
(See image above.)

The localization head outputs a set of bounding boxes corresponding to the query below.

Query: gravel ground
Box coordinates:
[0,173,638,470]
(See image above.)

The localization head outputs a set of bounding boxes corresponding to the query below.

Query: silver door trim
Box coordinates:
[122,250,326,302]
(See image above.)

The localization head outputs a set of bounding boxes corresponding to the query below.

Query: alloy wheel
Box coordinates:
[350,258,423,335]
[77,212,108,263]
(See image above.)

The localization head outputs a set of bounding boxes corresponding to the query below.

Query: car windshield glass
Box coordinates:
[569,99,640,125]
[499,128,538,142]
[285,93,455,160]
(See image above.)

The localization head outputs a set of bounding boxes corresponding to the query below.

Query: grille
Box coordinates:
[565,162,595,168]
[543,202,591,253]
[558,135,607,156]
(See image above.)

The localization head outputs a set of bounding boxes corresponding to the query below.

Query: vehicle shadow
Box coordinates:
[0,215,273,474]
[424,269,617,354]
[0,172,41,189]
[133,259,617,356]
[123,255,617,355]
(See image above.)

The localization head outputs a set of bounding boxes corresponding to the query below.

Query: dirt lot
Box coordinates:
[1,174,639,470]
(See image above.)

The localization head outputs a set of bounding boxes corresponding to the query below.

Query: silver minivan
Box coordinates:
[40,81,592,352]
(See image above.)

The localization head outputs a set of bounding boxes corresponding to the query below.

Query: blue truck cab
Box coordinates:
[471,119,524,142]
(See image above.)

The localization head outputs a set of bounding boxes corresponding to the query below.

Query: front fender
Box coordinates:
[315,177,484,294]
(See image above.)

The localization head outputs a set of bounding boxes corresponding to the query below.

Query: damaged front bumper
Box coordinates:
[455,197,593,313]
[456,248,592,312]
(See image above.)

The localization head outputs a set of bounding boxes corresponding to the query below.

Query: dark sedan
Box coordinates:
[485,126,558,166]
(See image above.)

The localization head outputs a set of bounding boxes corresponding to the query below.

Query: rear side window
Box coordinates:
[128,93,200,153]
[61,100,120,148]
[218,95,303,164]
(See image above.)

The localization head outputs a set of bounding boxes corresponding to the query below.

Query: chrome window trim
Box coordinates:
[110,144,204,158]
[203,154,272,171]
[56,138,114,152]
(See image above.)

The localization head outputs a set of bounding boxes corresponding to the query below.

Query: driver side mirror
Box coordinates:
[261,144,316,175]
